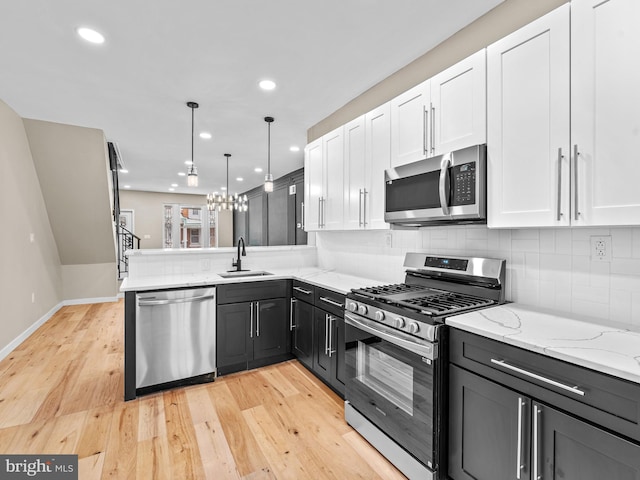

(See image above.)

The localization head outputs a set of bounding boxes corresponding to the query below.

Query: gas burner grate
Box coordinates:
[398,293,494,316]
[354,283,429,299]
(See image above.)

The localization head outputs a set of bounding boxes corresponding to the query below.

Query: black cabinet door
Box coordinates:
[217,302,251,369]
[449,364,529,480]
[313,308,331,382]
[253,298,288,361]
[538,402,640,480]
[330,314,346,397]
[292,298,314,369]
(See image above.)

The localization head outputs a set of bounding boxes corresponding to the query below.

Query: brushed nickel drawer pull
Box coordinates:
[490,358,585,396]
[319,296,344,308]
[293,286,312,295]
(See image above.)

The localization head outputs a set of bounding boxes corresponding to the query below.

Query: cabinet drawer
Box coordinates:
[314,287,345,317]
[450,328,640,443]
[217,280,289,304]
[292,280,315,303]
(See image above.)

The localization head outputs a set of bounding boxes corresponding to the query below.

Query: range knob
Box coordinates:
[408,322,420,334]
[374,311,385,321]
[346,301,357,312]
[358,305,368,316]
[395,317,406,329]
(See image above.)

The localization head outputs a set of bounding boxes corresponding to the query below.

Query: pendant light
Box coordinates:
[207,154,248,212]
[264,116,274,192]
[186,101,199,187]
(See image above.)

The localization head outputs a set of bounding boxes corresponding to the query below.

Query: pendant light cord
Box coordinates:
[267,120,271,176]
[191,106,195,173]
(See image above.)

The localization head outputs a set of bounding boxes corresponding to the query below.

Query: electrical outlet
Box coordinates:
[385,233,392,247]
[590,235,612,262]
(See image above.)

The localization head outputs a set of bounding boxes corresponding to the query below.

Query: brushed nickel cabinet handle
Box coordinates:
[293,286,312,295]
[491,359,585,396]
[431,103,435,155]
[256,301,260,337]
[290,298,297,330]
[557,147,563,221]
[250,302,254,338]
[359,188,363,227]
[319,296,344,308]
[574,144,580,221]
[516,397,525,479]
[533,404,541,480]
[423,106,429,155]
[363,189,368,227]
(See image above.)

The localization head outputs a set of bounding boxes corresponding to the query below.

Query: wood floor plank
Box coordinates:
[75,405,114,459]
[342,430,407,480]
[137,392,166,442]
[101,399,139,479]
[163,388,206,480]
[77,452,105,480]
[135,436,172,480]
[208,382,272,477]
[41,410,88,454]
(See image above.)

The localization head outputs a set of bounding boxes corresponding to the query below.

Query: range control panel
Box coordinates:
[451,162,476,206]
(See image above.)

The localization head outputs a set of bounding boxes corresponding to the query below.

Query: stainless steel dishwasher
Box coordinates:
[135,287,216,389]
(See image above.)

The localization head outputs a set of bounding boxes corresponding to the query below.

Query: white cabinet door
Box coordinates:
[322,126,344,230]
[571,0,640,226]
[390,80,430,167]
[487,4,570,228]
[431,49,486,156]
[365,103,391,230]
[343,116,366,230]
[304,138,322,231]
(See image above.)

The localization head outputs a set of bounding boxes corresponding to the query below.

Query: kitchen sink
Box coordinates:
[217,270,273,278]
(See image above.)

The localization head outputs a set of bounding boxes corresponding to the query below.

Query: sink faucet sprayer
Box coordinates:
[232,237,246,271]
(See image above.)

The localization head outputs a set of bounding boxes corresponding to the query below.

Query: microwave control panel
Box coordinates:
[451,162,476,206]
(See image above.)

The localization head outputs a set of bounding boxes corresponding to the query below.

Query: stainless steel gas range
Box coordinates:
[343,253,506,480]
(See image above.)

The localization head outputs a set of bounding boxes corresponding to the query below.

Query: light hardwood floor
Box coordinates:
[0,300,406,479]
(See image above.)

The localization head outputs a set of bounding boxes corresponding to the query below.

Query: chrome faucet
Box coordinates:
[232,237,246,271]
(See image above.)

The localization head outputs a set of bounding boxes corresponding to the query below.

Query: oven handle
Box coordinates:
[344,313,437,360]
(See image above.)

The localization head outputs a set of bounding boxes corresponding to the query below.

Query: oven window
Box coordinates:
[357,341,414,415]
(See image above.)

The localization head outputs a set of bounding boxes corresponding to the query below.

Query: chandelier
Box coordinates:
[207,154,248,211]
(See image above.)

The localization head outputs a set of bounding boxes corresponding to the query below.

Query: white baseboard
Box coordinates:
[63,296,120,306]
[0,296,121,362]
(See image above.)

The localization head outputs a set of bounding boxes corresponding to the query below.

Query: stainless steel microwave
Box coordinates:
[384,144,486,226]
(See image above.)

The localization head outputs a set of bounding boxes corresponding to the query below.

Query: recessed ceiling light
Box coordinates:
[221,187,227,191]
[168,188,175,192]
[178,172,186,176]
[171,183,178,187]
[119,168,129,173]
[254,167,263,173]
[259,79,276,91]
[123,185,131,189]
[236,177,243,182]
[213,191,219,195]
[184,160,193,165]
[199,132,212,139]
[77,27,105,44]
[289,146,300,152]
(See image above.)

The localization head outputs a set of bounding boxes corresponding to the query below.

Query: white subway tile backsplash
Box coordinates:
[316,225,640,327]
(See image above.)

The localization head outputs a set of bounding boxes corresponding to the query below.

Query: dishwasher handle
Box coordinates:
[137,294,215,306]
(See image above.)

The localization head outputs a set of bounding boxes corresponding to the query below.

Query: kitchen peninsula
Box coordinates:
[120,245,384,400]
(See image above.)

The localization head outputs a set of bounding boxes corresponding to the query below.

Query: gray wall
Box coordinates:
[308,0,567,142]
[0,99,62,354]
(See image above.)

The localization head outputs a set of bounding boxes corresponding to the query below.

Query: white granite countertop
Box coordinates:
[120,267,385,295]
[446,303,640,385]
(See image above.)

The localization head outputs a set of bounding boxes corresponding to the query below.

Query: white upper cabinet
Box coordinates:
[390,51,487,168]
[431,50,486,156]
[304,127,345,231]
[304,138,323,231]
[343,103,391,231]
[488,0,640,228]
[487,4,570,228]
[390,80,430,167]
[321,126,345,230]
[344,115,367,230]
[571,0,640,226]
[364,103,391,230]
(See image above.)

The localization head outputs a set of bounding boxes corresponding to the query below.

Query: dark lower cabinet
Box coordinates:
[313,307,345,396]
[449,364,640,480]
[217,295,289,376]
[291,297,313,369]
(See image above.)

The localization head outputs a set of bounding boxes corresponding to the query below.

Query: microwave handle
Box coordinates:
[439,154,452,215]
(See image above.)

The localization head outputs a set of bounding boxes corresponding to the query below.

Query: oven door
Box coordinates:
[344,312,438,469]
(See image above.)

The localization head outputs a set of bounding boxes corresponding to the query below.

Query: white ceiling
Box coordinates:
[0,0,502,195]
